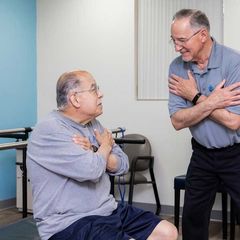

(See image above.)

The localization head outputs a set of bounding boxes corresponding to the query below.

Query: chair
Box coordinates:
[174,174,236,239]
[114,133,161,215]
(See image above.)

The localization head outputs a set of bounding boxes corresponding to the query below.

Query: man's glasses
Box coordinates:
[170,28,202,47]
[75,84,100,96]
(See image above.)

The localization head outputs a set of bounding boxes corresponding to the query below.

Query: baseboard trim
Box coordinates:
[132,202,229,222]
[0,199,227,222]
[0,198,16,211]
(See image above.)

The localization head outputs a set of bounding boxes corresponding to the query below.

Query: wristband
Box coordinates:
[192,92,202,105]
[91,145,98,152]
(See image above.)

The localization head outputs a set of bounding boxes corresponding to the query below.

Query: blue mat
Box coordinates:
[0,216,40,240]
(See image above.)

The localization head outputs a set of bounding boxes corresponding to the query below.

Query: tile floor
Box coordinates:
[163,214,240,240]
[0,207,240,239]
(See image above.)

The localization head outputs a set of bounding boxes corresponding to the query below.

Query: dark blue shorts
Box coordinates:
[49,203,161,240]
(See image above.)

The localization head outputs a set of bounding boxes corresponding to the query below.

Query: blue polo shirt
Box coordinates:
[168,40,240,148]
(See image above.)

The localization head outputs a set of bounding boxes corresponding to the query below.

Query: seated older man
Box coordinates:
[27,70,178,240]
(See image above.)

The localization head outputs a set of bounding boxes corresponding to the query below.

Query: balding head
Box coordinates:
[172,9,210,32]
[56,70,94,110]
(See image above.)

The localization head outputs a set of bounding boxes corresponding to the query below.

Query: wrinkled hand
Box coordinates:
[168,70,198,101]
[94,128,114,147]
[72,134,92,150]
[207,80,240,109]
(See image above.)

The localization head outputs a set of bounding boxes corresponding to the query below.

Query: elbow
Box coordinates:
[229,125,239,131]
[171,118,185,131]
[228,119,240,131]
[173,124,184,131]
[89,168,105,182]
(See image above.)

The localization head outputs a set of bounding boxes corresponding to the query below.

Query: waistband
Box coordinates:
[191,138,240,152]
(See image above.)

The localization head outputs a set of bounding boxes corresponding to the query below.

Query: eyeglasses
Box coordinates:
[170,28,202,47]
[75,84,100,96]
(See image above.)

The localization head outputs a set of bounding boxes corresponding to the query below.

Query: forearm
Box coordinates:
[197,95,240,130]
[210,109,240,130]
[169,71,240,130]
[108,144,129,175]
[171,100,214,130]
[106,154,119,172]
[97,143,111,163]
[97,143,120,172]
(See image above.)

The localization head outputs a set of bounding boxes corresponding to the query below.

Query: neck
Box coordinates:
[194,38,213,71]
[58,109,90,125]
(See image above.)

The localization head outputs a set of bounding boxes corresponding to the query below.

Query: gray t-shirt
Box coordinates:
[27,110,129,240]
[168,40,240,148]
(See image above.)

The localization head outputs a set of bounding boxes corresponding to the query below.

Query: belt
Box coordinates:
[191,138,240,152]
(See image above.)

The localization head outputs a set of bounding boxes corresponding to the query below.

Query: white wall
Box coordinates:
[37,0,240,209]
[223,0,240,49]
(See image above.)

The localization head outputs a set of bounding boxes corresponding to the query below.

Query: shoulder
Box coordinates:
[217,42,240,63]
[169,56,190,77]
[31,111,70,138]
[221,44,240,77]
[170,55,183,67]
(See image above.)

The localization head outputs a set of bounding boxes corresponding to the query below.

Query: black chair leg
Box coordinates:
[110,176,115,196]
[149,168,161,215]
[152,182,161,215]
[174,189,180,230]
[237,211,240,225]
[128,177,134,205]
[230,198,235,240]
[221,192,228,239]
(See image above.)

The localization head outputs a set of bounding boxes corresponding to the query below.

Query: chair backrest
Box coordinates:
[122,133,152,171]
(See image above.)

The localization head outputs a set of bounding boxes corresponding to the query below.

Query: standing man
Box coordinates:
[168,9,240,240]
[27,70,178,240]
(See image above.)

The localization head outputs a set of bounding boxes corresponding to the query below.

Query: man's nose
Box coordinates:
[98,89,103,98]
[174,44,183,52]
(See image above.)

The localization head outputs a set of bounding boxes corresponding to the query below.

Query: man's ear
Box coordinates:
[200,28,208,43]
[69,94,81,108]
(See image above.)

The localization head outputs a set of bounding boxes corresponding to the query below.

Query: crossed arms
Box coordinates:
[73,128,121,172]
[168,70,240,130]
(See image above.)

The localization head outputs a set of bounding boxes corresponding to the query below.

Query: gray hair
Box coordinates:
[56,71,82,110]
[173,9,210,32]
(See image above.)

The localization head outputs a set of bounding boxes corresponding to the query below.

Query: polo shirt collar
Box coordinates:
[207,38,221,69]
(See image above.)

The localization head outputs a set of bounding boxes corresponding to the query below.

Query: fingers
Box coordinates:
[104,129,115,146]
[170,74,181,82]
[94,128,114,147]
[105,129,114,145]
[214,81,240,96]
[233,89,240,96]
[72,135,87,142]
[230,100,240,106]
[168,77,178,85]
[187,70,194,79]
[73,128,115,151]
[168,78,177,93]
[72,134,91,150]
[171,72,194,81]
[94,129,100,139]
[214,79,226,90]
[225,81,240,91]
[72,134,83,144]
[168,75,181,94]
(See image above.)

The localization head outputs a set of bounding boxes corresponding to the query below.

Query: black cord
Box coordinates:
[117,127,126,204]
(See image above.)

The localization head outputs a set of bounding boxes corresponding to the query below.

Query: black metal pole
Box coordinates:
[22,147,28,218]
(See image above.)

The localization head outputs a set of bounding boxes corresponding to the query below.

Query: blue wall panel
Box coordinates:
[0,0,36,200]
